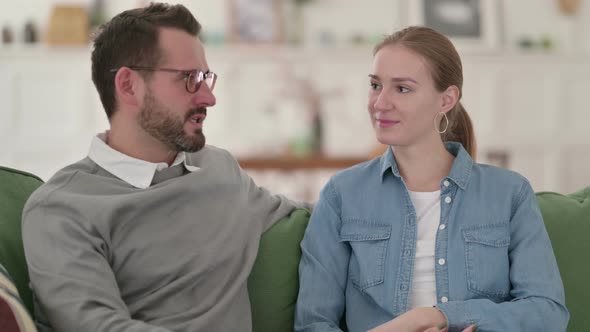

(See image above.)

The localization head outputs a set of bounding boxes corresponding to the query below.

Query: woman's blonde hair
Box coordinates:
[374,26,476,158]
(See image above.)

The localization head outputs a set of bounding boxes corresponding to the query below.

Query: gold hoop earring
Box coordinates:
[434,112,449,134]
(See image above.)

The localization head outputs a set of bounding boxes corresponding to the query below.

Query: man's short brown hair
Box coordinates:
[91,3,201,119]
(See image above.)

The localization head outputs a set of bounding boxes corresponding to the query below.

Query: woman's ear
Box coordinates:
[441,85,460,113]
[113,67,143,108]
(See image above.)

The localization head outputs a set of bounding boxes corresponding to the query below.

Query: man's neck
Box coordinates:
[107,125,178,166]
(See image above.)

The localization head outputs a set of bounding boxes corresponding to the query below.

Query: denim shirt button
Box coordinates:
[400,284,408,291]
[404,249,411,256]
[439,224,446,230]
[438,258,446,265]
[443,180,450,187]
[444,196,452,204]
[441,296,449,303]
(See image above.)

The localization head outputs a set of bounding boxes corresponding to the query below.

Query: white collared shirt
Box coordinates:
[88,132,199,189]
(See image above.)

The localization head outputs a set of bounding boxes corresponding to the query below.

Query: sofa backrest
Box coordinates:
[537,187,590,332]
[248,208,310,332]
[0,167,43,314]
[0,164,588,332]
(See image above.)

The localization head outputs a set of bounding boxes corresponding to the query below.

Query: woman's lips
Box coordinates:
[376,119,400,128]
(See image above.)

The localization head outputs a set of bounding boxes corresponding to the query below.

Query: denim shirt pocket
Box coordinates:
[340,220,391,291]
[462,223,511,299]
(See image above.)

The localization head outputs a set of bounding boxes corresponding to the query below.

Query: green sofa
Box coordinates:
[0,166,588,331]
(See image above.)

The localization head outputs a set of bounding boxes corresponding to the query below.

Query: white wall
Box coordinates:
[2,1,589,53]
[1,0,589,201]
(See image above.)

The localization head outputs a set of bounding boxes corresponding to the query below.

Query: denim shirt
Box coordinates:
[295,142,568,332]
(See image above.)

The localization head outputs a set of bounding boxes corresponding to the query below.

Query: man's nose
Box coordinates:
[192,84,216,107]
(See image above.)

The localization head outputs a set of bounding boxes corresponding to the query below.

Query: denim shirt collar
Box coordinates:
[379,141,473,190]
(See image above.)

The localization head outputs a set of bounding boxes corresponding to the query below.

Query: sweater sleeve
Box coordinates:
[220,147,310,232]
[22,200,173,332]
[238,165,311,232]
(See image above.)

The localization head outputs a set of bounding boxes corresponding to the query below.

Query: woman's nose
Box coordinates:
[373,92,393,111]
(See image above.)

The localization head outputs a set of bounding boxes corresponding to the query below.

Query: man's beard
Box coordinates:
[138,90,206,153]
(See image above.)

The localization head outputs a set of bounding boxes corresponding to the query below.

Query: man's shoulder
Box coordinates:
[25,158,99,210]
[185,145,238,167]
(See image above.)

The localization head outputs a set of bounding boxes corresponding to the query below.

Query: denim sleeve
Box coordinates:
[294,180,349,332]
[436,180,569,332]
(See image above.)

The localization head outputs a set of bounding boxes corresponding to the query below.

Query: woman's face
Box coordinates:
[368,44,446,148]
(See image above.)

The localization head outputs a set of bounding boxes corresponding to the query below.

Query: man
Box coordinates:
[22,3,303,331]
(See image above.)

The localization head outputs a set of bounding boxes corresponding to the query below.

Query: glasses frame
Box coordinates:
[109,66,217,93]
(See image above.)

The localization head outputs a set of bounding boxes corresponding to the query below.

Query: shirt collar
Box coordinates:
[88,132,199,189]
[380,141,473,190]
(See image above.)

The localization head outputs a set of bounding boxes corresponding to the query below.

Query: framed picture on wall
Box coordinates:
[227,0,285,44]
[406,0,502,53]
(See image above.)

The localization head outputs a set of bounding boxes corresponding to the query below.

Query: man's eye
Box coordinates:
[398,86,410,93]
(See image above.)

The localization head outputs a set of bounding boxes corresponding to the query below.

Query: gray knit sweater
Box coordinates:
[22,145,300,332]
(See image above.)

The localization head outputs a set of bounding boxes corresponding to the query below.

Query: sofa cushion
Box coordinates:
[0,264,38,332]
[0,166,43,314]
[248,208,311,332]
[537,187,590,332]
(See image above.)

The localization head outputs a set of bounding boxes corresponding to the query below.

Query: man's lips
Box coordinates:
[186,108,207,126]
[187,114,205,124]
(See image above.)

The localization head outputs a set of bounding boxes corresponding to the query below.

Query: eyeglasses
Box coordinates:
[109,66,217,93]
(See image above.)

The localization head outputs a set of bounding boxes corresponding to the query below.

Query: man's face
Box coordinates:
[137,27,216,153]
[138,88,206,152]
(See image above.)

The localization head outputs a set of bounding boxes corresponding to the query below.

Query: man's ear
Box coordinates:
[441,85,460,113]
[114,67,143,108]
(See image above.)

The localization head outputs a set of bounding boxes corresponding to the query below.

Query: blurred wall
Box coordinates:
[1,0,589,201]
[1,0,589,53]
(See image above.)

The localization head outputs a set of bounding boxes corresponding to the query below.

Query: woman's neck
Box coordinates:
[393,140,455,192]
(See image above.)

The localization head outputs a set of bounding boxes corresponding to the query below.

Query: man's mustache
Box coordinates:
[185,107,207,121]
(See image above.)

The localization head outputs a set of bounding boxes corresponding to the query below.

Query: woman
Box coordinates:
[294,26,568,332]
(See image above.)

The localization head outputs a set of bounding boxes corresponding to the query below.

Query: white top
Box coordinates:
[408,189,441,308]
[88,132,200,189]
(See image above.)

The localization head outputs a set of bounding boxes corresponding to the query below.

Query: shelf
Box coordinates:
[2,44,589,64]
[238,156,367,170]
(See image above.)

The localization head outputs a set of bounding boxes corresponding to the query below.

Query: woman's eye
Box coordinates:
[398,86,410,93]
[369,82,381,90]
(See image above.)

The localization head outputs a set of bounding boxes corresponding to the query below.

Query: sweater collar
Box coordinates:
[88,132,199,189]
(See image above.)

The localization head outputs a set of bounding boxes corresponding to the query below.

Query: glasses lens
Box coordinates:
[186,71,216,93]
[206,72,217,91]
[186,71,198,93]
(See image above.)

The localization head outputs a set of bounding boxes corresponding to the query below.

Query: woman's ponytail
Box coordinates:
[442,102,476,159]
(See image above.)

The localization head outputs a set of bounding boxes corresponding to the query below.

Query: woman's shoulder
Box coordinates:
[472,162,531,191]
[331,156,383,184]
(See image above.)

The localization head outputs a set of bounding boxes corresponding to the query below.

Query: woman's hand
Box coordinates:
[422,324,477,332]
[368,307,446,332]
[367,307,478,332]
